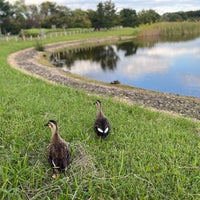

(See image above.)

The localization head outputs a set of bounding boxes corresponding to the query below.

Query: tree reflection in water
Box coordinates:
[50,41,139,71]
[117,41,138,56]
[92,45,119,71]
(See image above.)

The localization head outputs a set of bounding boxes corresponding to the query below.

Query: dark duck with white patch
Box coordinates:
[94,100,111,138]
[44,120,71,178]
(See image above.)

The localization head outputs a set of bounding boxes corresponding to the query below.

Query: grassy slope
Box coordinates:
[0,27,200,199]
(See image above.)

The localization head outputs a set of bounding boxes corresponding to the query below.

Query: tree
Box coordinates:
[9,0,29,33]
[138,9,160,24]
[168,13,183,22]
[40,1,57,19]
[71,9,91,28]
[0,0,11,34]
[39,1,55,28]
[0,0,10,17]
[87,9,98,28]
[96,2,104,28]
[96,0,116,29]
[26,4,40,28]
[162,10,200,22]
[120,8,138,27]
[54,5,72,28]
[40,2,72,28]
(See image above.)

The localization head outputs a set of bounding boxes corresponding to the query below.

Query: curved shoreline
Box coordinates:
[8,38,200,120]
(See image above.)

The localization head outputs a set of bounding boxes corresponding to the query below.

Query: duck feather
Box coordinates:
[94,100,111,138]
[45,120,71,177]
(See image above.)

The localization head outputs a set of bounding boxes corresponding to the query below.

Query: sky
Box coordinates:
[7,0,200,14]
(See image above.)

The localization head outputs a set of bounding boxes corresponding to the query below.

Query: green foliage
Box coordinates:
[70,9,92,28]
[96,0,116,29]
[34,40,45,51]
[0,0,10,18]
[19,28,40,38]
[162,10,200,22]
[21,28,53,38]
[0,27,200,199]
[0,0,11,34]
[120,8,139,27]
[138,9,161,24]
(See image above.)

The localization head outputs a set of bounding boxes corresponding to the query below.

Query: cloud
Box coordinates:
[8,0,200,14]
[119,46,171,80]
[63,60,100,75]
[121,56,169,79]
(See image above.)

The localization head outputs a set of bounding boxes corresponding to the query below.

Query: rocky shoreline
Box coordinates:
[8,39,200,120]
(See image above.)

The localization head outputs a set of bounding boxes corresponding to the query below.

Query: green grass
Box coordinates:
[0,26,200,199]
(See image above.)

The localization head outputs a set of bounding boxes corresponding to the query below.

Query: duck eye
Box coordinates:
[48,123,52,127]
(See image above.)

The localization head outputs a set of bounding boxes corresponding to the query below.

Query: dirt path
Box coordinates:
[7,38,200,120]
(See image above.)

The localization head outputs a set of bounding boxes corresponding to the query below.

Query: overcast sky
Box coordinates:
[7,0,200,14]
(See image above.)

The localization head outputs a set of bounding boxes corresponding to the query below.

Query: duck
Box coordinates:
[94,100,111,138]
[110,80,120,84]
[44,120,71,178]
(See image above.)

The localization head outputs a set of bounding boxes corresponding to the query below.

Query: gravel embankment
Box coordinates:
[8,39,200,120]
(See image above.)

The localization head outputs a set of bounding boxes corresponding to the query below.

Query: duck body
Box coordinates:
[45,120,71,177]
[47,136,71,172]
[94,100,111,138]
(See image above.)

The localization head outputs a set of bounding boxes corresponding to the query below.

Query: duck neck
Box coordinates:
[97,103,102,112]
[51,126,60,142]
[97,109,104,118]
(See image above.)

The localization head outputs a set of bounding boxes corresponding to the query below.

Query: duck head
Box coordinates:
[94,100,102,109]
[44,120,58,133]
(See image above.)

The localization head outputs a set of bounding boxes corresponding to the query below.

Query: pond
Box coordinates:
[50,36,200,98]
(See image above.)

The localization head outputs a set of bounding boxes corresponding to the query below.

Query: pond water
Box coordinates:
[50,36,200,98]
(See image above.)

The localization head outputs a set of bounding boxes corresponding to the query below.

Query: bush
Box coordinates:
[35,41,45,51]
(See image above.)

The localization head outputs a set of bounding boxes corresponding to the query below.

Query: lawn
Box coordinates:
[0,27,200,199]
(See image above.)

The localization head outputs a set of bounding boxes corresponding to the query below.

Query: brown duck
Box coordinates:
[44,120,71,178]
[94,100,111,138]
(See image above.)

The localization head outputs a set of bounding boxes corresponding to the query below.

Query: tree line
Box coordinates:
[0,0,200,35]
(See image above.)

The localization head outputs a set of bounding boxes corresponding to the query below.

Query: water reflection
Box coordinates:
[50,36,200,98]
[50,45,120,71]
[117,41,138,56]
[93,45,119,71]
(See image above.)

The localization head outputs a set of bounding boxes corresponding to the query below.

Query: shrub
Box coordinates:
[35,41,45,51]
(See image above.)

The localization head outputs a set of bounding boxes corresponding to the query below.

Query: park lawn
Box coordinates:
[0,27,200,199]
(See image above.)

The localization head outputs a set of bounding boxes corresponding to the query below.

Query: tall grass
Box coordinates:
[140,21,200,39]
[0,27,200,199]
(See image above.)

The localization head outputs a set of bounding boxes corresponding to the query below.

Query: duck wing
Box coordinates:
[94,117,110,138]
[47,143,71,171]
